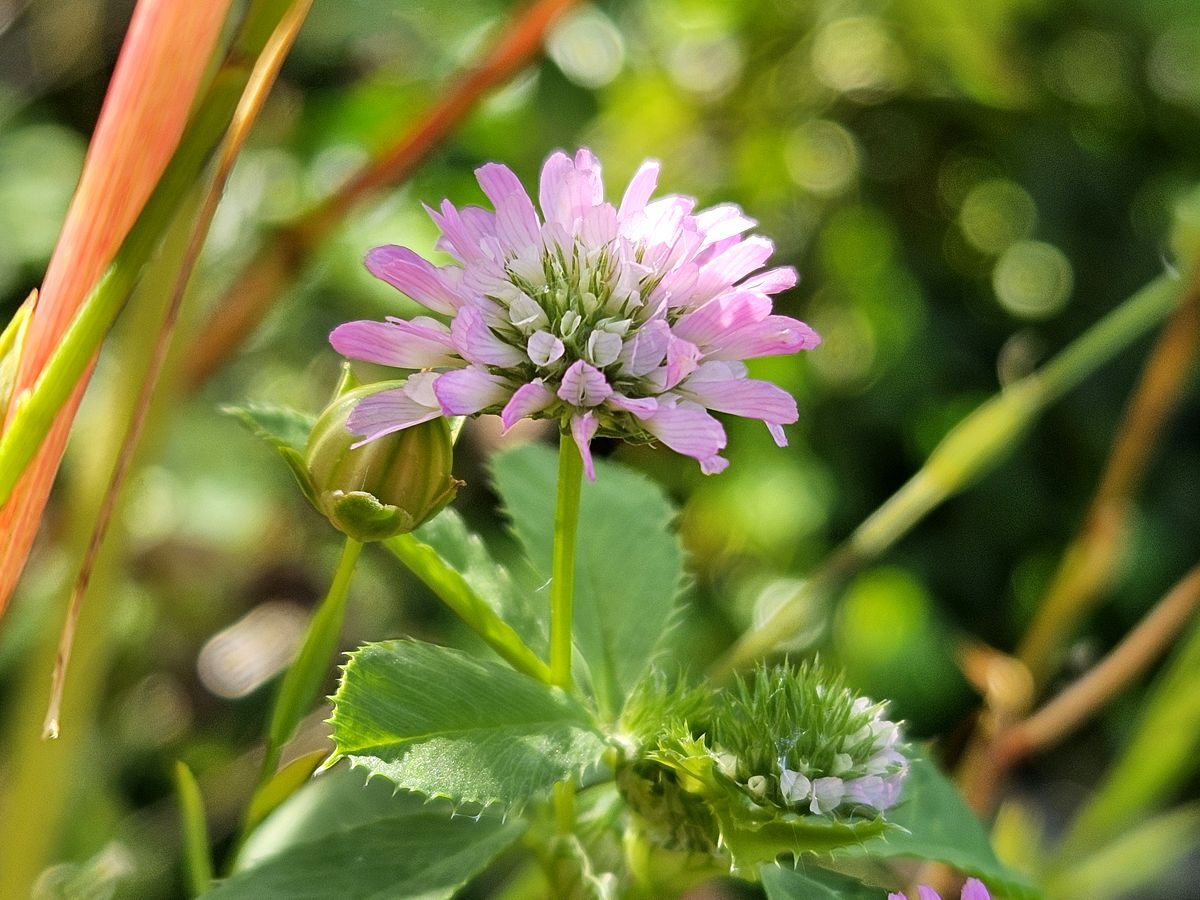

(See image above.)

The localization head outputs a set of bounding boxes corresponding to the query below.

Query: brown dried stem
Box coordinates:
[182,0,578,389]
[1017,271,1200,686]
[996,561,1200,769]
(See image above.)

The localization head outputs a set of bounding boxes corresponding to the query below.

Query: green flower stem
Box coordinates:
[174,761,213,897]
[550,430,583,692]
[384,533,551,683]
[714,274,1183,675]
[550,431,583,843]
[258,537,362,788]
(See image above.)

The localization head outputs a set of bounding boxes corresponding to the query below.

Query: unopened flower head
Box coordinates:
[331,148,819,478]
[711,662,908,818]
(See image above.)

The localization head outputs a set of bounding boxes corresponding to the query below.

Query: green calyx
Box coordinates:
[303,384,460,542]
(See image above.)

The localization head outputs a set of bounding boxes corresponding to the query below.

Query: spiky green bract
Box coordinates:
[712,662,907,817]
[614,663,900,872]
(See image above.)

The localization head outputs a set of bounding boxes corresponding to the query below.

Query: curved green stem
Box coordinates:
[550,431,583,692]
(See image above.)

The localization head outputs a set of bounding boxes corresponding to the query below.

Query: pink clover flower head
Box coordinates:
[889,880,991,900]
[331,148,819,479]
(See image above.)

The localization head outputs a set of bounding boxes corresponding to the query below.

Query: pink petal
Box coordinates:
[365,245,465,315]
[580,203,619,247]
[643,399,727,467]
[960,880,991,900]
[476,162,541,249]
[705,315,821,360]
[346,382,443,446]
[527,330,565,366]
[739,265,798,295]
[425,200,490,263]
[557,359,613,408]
[500,379,556,430]
[616,319,670,376]
[606,393,657,419]
[664,337,701,390]
[330,317,457,369]
[617,159,660,221]
[432,366,511,415]
[678,367,798,433]
[451,305,525,367]
[671,291,772,347]
[571,412,600,481]
[538,149,604,232]
[888,895,909,900]
[700,455,729,475]
[918,889,942,900]
[693,203,756,245]
[693,235,775,302]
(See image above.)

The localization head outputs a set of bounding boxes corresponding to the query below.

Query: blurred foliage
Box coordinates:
[1,0,1199,896]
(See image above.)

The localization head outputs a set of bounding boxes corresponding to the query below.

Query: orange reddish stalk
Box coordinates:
[0,0,233,614]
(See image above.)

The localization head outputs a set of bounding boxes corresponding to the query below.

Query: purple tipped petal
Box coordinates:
[678,367,798,429]
[617,159,660,221]
[500,379,556,430]
[960,880,991,900]
[616,318,670,376]
[365,246,465,315]
[700,454,729,474]
[432,366,511,415]
[346,379,443,446]
[606,393,657,419]
[663,337,701,390]
[705,314,821,360]
[672,291,772,348]
[451,306,526,367]
[888,895,908,900]
[557,359,613,408]
[918,889,942,900]
[740,265,798,295]
[643,399,727,467]
[539,149,603,231]
[476,162,541,249]
[693,235,776,302]
[528,330,565,366]
[330,317,457,369]
[571,412,600,481]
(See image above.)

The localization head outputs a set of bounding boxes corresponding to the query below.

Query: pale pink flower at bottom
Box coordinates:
[331,148,819,478]
[890,879,991,900]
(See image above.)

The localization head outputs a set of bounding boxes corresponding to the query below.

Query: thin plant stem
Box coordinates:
[713,274,1182,676]
[997,561,1200,768]
[550,430,583,845]
[550,430,583,692]
[41,0,312,741]
[258,536,362,789]
[1017,275,1200,685]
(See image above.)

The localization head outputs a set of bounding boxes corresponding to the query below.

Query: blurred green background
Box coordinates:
[1,0,1198,896]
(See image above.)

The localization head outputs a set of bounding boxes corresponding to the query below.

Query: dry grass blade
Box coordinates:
[0,0,233,614]
[43,0,313,741]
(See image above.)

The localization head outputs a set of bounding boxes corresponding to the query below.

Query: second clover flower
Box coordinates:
[331,148,819,478]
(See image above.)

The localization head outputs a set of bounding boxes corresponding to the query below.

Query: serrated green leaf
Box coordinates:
[490,444,684,719]
[329,640,606,810]
[837,755,1041,900]
[208,810,523,899]
[221,402,315,453]
[222,402,317,504]
[761,864,888,899]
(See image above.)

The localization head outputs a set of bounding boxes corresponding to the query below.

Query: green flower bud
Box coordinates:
[303,384,459,542]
